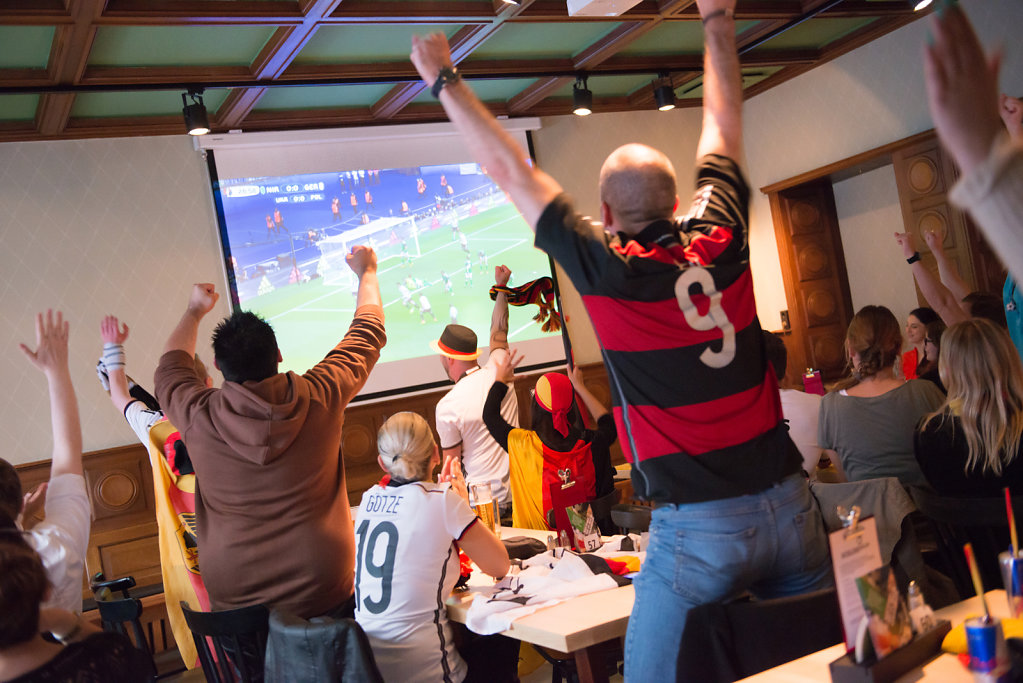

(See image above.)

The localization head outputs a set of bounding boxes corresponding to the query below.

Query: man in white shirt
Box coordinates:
[0,310,91,614]
[434,265,518,514]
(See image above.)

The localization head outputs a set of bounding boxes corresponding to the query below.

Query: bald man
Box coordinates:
[411,0,831,678]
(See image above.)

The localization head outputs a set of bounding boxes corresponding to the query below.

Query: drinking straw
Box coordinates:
[1007,487,1018,557]
[963,543,991,619]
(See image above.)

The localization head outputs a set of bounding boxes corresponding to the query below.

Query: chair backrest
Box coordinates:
[910,486,1020,595]
[180,601,270,683]
[678,588,843,682]
[264,610,383,683]
[89,572,157,679]
[610,503,652,534]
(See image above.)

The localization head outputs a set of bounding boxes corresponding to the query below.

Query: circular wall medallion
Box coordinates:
[96,471,139,510]
[789,201,820,230]
[797,244,828,278]
[806,290,837,322]
[813,335,845,369]
[342,423,373,458]
[908,157,938,194]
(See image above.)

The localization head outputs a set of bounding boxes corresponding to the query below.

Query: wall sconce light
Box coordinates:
[182,89,210,136]
[573,76,592,116]
[654,80,675,112]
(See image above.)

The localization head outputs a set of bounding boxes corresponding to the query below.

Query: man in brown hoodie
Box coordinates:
[154,245,385,618]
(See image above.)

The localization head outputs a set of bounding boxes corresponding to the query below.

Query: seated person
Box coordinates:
[915,319,1023,497]
[917,319,947,393]
[482,352,616,531]
[819,306,945,487]
[0,311,90,615]
[0,537,152,682]
[354,412,511,683]
[763,331,822,478]
[902,307,940,380]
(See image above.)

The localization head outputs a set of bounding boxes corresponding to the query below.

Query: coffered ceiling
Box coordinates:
[0,0,927,143]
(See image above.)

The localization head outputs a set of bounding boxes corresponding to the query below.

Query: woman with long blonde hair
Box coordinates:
[353,412,513,683]
[915,319,1023,496]
[818,305,946,485]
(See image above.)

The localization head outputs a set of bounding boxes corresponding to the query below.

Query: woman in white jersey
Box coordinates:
[354,412,510,683]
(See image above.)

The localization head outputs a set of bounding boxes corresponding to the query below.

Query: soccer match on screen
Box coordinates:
[217,162,554,374]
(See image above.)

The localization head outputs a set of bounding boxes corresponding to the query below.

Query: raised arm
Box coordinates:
[568,364,608,422]
[410,34,562,230]
[923,2,1003,178]
[922,231,971,302]
[489,265,511,352]
[695,0,742,162]
[164,283,219,357]
[894,232,969,326]
[19,311,82,478]
[348,245,382,312]
[99,315,133,414]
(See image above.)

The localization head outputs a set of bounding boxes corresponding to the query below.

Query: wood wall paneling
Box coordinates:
[15,362,617,600]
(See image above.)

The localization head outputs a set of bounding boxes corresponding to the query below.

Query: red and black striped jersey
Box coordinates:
[535,155,801,503]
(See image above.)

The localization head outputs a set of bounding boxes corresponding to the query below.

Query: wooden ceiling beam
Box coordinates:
[35,0,107,136]
[0,69,53,88]
[508,76,569,113]
[0,1,72,25]
[99,0,304,25]
[217,0,341,129]
[78,65,252,86]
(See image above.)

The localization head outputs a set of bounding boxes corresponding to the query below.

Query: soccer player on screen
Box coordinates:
[411,1,832,677]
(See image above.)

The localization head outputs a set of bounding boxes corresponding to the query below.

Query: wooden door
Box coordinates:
[769,180,855,383]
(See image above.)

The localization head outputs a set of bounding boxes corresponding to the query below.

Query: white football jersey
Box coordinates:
[354,481,477,683]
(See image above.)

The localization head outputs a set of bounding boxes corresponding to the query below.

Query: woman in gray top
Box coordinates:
[818,305,946,486]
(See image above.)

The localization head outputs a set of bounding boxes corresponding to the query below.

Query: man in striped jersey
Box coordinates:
[412,0,832,678]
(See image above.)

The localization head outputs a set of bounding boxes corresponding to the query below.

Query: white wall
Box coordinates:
[832,164,918,326]
[0,136,229,465]
[2,0,1020,464]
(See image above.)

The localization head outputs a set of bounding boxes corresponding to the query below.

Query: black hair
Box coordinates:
[909,307,940,326]
[211,311,279,383]
[531,393,585,451]
[0,517,47,648]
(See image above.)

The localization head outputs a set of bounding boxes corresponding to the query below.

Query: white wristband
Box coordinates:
[102,342,125,371]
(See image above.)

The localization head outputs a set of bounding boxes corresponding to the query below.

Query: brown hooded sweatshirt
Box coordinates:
[154,305,385,618]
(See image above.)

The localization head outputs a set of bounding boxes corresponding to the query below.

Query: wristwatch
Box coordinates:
[906,252,921,265]
[431,66,461,98]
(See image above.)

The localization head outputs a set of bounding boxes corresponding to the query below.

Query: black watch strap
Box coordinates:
[431,66,460,98]
[906,251,921,264]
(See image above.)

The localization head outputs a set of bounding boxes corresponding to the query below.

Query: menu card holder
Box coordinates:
[830,507,883,650]
[828,620,951,683]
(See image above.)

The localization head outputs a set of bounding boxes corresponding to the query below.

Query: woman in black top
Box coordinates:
[915,319,1023,497]
[483,352,617,532]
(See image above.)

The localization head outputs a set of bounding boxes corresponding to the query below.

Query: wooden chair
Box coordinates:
[89,573,162,680]
[180,602,269,683]
[609,503,651,534]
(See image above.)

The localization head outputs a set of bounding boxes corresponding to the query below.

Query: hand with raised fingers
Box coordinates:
[923,2,1002,175]
[494,348,523,384]
[20,310,70,376]
[100,315,129,345]
[921,229,944,256]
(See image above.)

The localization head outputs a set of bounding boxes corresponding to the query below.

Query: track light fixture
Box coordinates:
[182,89,210,136]
[911,0,932,9]
[653,74,675,111]
[573,76,592,116]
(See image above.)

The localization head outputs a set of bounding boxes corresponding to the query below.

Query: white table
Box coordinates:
[739,590,1010,682]
[446,527,633,683]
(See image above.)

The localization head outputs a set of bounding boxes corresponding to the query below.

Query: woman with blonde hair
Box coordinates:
[915,319,1023,496]
[818,305,945,486]
[354,411,511,683]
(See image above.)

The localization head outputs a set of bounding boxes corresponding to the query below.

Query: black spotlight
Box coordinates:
[573,76,592,116]
[654,84,676,111]
[182,90,210,136]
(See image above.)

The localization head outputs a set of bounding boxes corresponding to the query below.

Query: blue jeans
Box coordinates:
[624,473,833,682]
